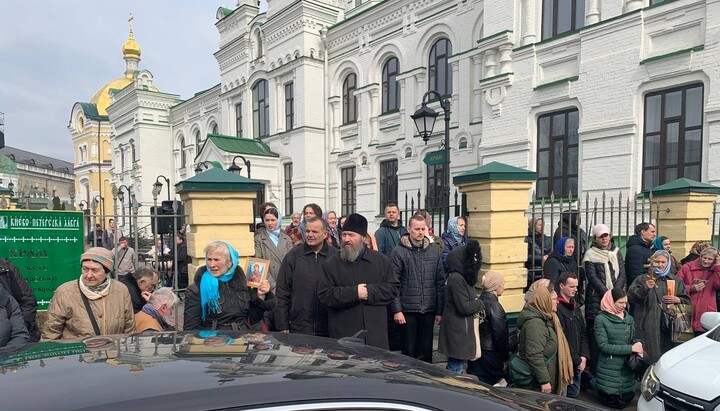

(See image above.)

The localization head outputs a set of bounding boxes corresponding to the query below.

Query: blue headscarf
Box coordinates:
[652,236,665,252]
[446,217,465,245]
[264,208,283,247]
[554,236,572,256]
[651,250,671,277]
[200,241,239,321]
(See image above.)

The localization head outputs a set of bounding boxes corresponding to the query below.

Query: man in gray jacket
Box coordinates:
[389,215,445,363]
[113,237,137,278]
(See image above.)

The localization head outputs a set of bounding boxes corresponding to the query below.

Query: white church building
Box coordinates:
[73,0,720,230]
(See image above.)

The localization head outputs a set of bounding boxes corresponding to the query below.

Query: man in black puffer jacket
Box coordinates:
[556,272,590,398]
[0,259,39,341]
[389,215,445,363]
[624,222,656,288]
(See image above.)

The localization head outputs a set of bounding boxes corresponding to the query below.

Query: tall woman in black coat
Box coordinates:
[467,271,509,384]
[582,223,626,373]
[543,237,578,284]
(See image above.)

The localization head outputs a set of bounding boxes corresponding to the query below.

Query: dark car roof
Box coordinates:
[0,332,604,411]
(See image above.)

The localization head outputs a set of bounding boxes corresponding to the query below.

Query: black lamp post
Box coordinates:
[194,161,214,174]
[227,155,251,179]
[411,90,452,227]
[154,175,171,202]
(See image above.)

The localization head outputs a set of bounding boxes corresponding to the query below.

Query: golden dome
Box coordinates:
[89,78,135,116]
[122,36,141,59]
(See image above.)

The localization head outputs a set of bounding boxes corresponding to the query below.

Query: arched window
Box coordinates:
[211,123,218,135]
[382,57,400,113]
[195,130,202,150]
[252,80,270,138]
[119,147,125,172]
[180,137,186,168]
[342,73,358,124]
[129,139,136,163]
[255,30,263,59]
[428,38,453,97]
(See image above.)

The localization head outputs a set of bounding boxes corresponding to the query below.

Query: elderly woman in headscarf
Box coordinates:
[680,240,712,265]
[516,285,574,394]
[524,278,551,304]
[652,235,680,275]
[441,216,467,273]
[184,241,275,331]
[254,207,293,291]
[628,250,691,363]
[543,237,578,285]
[594,288,643,409]
[467,271,509,385]
[678,247,720,336]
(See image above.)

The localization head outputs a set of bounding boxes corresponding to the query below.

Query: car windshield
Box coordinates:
[707,326,720,342]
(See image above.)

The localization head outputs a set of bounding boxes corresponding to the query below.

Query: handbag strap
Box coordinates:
[77,280,101,336]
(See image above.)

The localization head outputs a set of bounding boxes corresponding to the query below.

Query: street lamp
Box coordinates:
[78,200,88,210]
[411,90,452,227]
[194,160,214,174]
[153,175,171,202]
[227,155,251,179]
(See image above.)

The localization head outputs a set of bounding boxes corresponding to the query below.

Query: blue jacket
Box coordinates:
[375,219,408,256]
[0,284,29,348]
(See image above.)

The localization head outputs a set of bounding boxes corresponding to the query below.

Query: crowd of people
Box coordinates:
[520,219,719,407]
[4,204,720,410]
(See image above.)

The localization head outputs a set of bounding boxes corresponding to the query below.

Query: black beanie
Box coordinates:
[342,213,368,237]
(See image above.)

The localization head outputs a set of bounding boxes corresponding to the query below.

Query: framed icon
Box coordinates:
[245,257,270,288]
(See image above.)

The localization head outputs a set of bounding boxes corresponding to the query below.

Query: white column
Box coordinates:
[450,60,460,127]
[484,49,498,78]
[471,54,483,123]
[623,0,643,13]
[275,80,285,133]
[585,0,600,25]
[522,0,537,45]
[368,87,380,145]
[499,45,512,74]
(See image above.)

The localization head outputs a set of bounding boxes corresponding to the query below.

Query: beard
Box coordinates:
[340,241,364,262]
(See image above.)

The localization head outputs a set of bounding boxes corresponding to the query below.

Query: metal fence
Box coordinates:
[712,201,720,249]
[523,190,661,288]
[399,189,467,236]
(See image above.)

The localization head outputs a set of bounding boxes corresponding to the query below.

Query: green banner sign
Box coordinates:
[0,210,84,310]
[423,150,445,166]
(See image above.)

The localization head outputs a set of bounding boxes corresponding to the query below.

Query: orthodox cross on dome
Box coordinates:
[128,13,134,37]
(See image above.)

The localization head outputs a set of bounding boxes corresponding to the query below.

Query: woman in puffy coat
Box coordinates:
[543,237,577,284]
[184,241,275,331]
[438,240,484,374]
[516,285,574,394]
[467,271,509,384]
[594,288,643,409]
[582,223,626,373]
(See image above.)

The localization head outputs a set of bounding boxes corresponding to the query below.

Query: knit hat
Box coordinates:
[342,213,368,237]
[591,223,610,238]
[81,247,115,273]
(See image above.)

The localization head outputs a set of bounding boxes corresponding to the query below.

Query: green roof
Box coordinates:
[453,161,537,185]
[175,167,262,193]
[642,178,720,197]
[0,155,19,175]
[77,102,109,121]
[0,186,12,194]
[203,134,279,158]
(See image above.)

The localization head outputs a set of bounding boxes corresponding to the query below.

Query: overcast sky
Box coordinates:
[0,1,268,162]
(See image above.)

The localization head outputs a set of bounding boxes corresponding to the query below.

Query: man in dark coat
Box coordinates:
[389,215,445,362]
[625,223,656,288]
[318,213,399,349]
[119,267,160,313]
[375,203,407,256]
[556,272,590,398]
[0,258,39,341]
[276,217,338,336]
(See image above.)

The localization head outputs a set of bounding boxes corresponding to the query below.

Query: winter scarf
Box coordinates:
[265,208,283,247]
[651,250,671,277]
[79,277,111,300]
[583,244,620,291]
[600,290,625,320]
[141,304,171,331]
[200,241,239,321]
